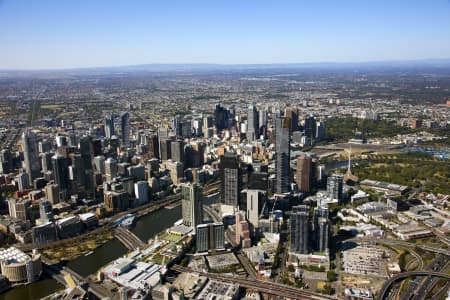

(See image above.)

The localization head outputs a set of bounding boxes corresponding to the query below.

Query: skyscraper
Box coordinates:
[246,189,265,228]
[196,222,225,253]
[104,113,115,138]
[39,200,54,223]
[247,104,259,142]
[181,183,203,232]
[120,112,130,147]
[290,205,309,254]
[22,131,40,182]
[258,108,267,138]
[313,205,329,253]
[285,107,299,132]
[105,157,118,182]
[304,116,316,146]
[296,156,313,193]
[327,174,344,203]
[220,153,240,208]
[52,153,68,193]
[275,111,291,194]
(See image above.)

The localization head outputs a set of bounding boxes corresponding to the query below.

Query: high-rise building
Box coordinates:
[304,116,316,146]
[214,104,230,131]
[315,121,326,141]
[166,160,183,184]
[159,139,172,161]
[39,200,53,223]
[134,181,149,205]
[290,205,309,254]
[246,189,265,228]
[313,206,329,253]
[104,113,115,138]
[275,111,291,194]
[220,153,240,208]
[120,112,130,147]
[79,135,93,172]
[258,108,267,138]
[52,153,68,193]
[170,140,185,164]
[296,156,313,193]
[45,184,60,204]
[196,222,225,253]
[285,107,299,132]
[41,152,54,173]
[104,190,130,213]
[0,149,12,174]
[148,134,160,159]
[22,131,40,182]
[181,183,203,232]
[105,157,118,182]
[327,174,344,203]
[247,104,259,142]
[16,172,30,191]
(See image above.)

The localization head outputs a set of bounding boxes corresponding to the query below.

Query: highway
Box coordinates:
[171,265,337,300]
[350,238,450,256]
[376,271,450,300]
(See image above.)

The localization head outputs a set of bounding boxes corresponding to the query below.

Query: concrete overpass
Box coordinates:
[377,271,450,300]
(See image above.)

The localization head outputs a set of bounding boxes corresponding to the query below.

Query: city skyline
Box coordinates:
[1,0,450,69]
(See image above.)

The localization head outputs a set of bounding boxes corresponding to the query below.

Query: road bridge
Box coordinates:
[113,226,146,250]
[377,271,450,300]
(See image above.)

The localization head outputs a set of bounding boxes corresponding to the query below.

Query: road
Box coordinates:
[376,271,450,300]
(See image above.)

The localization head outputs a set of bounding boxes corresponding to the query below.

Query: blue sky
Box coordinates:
[1,0,450,69]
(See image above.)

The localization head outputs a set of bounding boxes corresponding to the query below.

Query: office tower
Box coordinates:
[32,222,58,244]
[104,157,118,182]
[170,140,185,164]
[214,103,230,131]
[8,198,31,221]
[104,190,130,213]
[315,121,326,141]
[258,108,267,137]
[127,164,145,181]
[41,152,54,173]
[93,155,106,174]
[246,189,265,228]
[180,119,192,138]
[79,136,93,172]
[327,174,344,203]
[104,113,115,138]
[69,153,84,186]
[45,184,60,204]
[285,107,299,132]
[190,142,206,168]
[296,156,313,193]
[147,158,159,178]
[159,139,172,161]
[313,206,329,253]
[39,200,53,223]
[247,104,259,142]
[22,131,40,182]
[38,139,52,153]
[55,135,67,148]
[52,153,68,194]
[16,172,30,191]
[0,149,12,174]
[134,181,149,205]
[290,205,309,254]
[120,112,130,147]
[181,183,203,231]
[91,139,102,157]
[192,118,203,136]
[166,160,184,184]
[275,111,291,194]
[304,116,316,146]
[220,153,240,208]
[148,134,160,159]
[196,222,225,253]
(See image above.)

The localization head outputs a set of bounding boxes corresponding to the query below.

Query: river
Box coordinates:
[0,205,181,300]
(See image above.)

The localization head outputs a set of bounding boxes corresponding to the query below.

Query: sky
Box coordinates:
[1,0,450,70]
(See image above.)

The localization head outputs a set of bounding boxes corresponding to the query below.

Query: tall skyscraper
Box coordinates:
[290,205,309,254]
[275,111,291,194]
[247,104,259,142]
[22,130,40,182]
[285,107,299,132]
[214,103,230,131]
[304,116,317,146]
[104,113,115,138]
[313,205,329,253]
[45,183,60,204]
[181,183,203,232]
[170,140,185,164]
[52,153,68,194]
[327,174,344,203]
[0,149,12,174]
[105,157,118,182]
[296,156,313,193]
[258,108,267,137]
[39,200,54,223]
[246,189,265,229]
[120,112,130,147]
[220,153,240,208]
[16,172,30,191]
